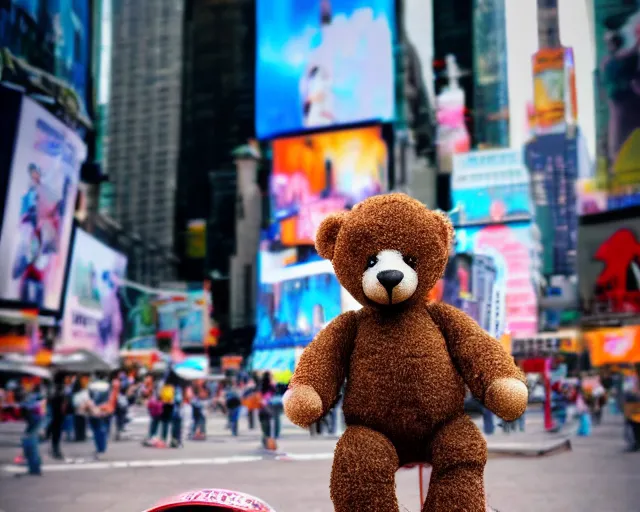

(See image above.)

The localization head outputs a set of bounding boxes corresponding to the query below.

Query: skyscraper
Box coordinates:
[107,0,184,282]
[176,0,257,329]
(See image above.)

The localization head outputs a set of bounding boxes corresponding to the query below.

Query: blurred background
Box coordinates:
[0,0,639,511]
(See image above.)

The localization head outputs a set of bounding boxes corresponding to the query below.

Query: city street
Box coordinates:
[0,409,638,512]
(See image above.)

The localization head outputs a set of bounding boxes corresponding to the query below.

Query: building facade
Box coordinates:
[107,0,184,283]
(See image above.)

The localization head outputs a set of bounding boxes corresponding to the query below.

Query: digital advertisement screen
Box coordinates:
[60,228,128,364]
[451,148,534,226]
[177,290,209,348]
[1,0,91,115]
[270,125,388,246]
[590,0,640,212]
[0,95,85,313]
[456,222,539,337]
[578,216,640,318]
[254,249,343,350]
[255,0,395,139]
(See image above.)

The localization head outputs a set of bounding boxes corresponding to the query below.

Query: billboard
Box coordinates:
[270,125,388,246]
[0,95,85,313]
[0,0,91,116]
[255,0,395,139]
[531,47,578,131]
[456,222,539,337]
[451,148,533,226]
[577,216,640,318]
[584,327,640,366]
[60,228,128,364]
[592,1,640,211]
[254,248,343,350]
[524,131,582,275]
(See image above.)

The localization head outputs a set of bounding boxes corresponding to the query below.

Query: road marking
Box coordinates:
[276,452,334,462]
[1,454,265,473]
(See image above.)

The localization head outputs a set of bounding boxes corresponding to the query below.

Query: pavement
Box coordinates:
[0,408,637,512]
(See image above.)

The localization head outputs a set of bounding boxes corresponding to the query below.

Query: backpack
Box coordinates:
[225,389,241,409]
[148,397,163,418]
[160,384,175,404]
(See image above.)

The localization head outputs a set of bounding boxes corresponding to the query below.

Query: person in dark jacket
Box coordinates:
[49,372,68,460]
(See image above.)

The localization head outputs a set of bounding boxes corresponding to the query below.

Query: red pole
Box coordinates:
[543,357,553,430]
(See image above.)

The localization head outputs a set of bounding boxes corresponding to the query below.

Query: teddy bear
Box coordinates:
[283,193,528,512]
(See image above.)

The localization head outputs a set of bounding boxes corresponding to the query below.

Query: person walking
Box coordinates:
[258,372,277,449]
[225,380,242,437]
[49,373,68,460]
[18,380,45,475]
[158,379,176,445]
[170,385,184,448]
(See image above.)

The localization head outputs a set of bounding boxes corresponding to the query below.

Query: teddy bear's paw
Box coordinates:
[484,377,528,422]
[283,384,323,428]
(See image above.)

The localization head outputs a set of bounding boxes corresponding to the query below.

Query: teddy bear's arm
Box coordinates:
[427,301,529,421]
[286,310,358,425]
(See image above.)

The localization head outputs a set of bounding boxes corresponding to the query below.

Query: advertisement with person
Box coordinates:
[60,229,128,364]
[254,248,342,350]
[451,148,534,226]
[255,0,395,139]
[0,0,91,115]
[577,216,640,318]
[456,222,539,337]
[270,125,388,246]
[119,285,157,345]
[0,95,85,313]
[593,1,640,209]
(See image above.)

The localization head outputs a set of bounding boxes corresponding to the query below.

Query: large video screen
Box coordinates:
[270,125,388,246]
[0,0,91,115]
[60,228,128,364]
[255,0,395,139]
[592,1,640,211]
[456,222,539,337]
[0,96,85,313]
[578,216,640,318]
[254,250,343,350]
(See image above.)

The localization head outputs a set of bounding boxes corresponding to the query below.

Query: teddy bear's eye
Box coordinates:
[404,255,417,269]
[366,256,378,269]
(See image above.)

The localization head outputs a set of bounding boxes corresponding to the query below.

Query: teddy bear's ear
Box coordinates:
[432,210,454,248]
[315,212,347,260]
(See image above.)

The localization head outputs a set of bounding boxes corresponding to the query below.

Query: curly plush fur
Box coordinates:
[284,193,528,512]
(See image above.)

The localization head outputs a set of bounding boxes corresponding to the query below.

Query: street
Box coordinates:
[0,410,638,512]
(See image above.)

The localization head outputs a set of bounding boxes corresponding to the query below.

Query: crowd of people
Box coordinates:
[0,368,300,476]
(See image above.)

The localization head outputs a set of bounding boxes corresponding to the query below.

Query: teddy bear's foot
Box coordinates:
[330,425,400,512]
[422,415,487,512]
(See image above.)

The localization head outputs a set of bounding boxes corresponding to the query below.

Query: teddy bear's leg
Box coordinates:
[423,415,487,512]
[330,425,399,512]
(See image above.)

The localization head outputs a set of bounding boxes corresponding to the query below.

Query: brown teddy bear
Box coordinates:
[283,193,528,512]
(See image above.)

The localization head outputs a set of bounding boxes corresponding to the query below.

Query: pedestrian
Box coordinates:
[225,380,242,437]
[481,405,495,435]
[49,372,68,460]
[144,388,163,446]
[258,372,277,449]
[18,379,45,475]
[170,385,184,448]
[158,379,176,445]
[88,376,112,459]
[576,390,592,437]
[190,385,206,440]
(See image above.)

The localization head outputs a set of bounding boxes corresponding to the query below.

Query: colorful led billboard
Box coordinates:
[255,0,395,138]
[270,125,388,246]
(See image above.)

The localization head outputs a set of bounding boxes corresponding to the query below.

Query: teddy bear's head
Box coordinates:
[316,193,453,308]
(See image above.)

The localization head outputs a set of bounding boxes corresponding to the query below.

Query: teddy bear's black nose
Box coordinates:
[377,270,404,294]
